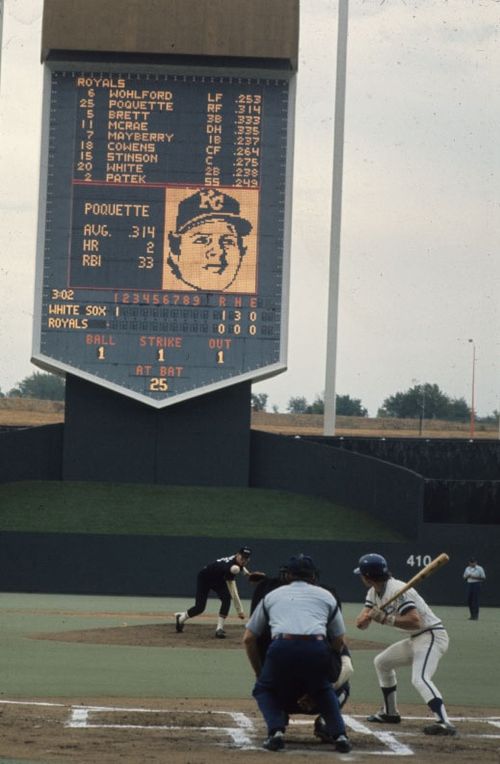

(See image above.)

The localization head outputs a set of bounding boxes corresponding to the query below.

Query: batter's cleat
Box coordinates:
[175,613,184,633]
[263,730,285,751]
[215,628,226,639]
[333,734,352,753]
[367,712,401,724]
[423,721,457,736]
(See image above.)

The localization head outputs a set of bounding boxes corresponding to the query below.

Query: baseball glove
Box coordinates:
[296,693,317,713]
[247,571,267,583]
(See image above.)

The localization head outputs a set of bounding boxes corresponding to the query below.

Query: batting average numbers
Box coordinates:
[407,555,433,567]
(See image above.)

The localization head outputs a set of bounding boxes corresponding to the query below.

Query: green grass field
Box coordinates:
[1,481,496,720]
[0,593,498,708]
[0,481,406,541]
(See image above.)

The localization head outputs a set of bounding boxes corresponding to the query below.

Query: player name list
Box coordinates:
[38,69,290,402]
[76,74,262,187]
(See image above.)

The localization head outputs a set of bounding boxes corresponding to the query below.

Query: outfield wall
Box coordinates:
[1,531,499,606]
[1,426,499,603]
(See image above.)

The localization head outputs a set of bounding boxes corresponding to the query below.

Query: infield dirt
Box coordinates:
[8,622,497,763]
[1,696,499,763]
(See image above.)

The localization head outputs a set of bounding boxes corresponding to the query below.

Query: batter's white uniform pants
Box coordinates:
[373,628,449,703]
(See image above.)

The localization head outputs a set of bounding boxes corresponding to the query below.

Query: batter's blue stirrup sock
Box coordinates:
[428,697,451,725]
[382,685,398,716]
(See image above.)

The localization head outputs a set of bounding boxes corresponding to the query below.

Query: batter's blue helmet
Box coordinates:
[354,553,389,579]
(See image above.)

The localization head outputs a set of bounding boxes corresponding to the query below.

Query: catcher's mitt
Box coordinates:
[296,694,317,714]
[247,571,267,583]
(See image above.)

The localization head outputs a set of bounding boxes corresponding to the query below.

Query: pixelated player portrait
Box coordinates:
[162,187,258,293]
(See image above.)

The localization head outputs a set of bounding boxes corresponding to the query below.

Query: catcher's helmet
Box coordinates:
[354,553,389,579]
[286,554,318,580]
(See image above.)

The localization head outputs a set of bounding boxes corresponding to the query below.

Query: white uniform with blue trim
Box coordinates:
[365,578,449,704]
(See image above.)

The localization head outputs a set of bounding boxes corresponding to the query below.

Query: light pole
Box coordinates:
[468,339,476,438]
[419,384,426,437]
[412,378,426,436]
[323,0,349,436]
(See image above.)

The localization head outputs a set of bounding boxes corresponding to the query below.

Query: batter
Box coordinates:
[354,552,456,736]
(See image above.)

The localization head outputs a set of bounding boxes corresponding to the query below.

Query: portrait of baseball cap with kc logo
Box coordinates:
[174,188,252,236]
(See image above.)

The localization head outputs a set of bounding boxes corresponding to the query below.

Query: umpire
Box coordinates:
[243,554,351,753]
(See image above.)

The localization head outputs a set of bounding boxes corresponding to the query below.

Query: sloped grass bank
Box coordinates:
[0,481,405,541]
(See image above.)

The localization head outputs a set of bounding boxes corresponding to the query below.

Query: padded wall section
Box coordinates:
[1,531,499,605]
[0,424,63,482]
[318,436,500,480]
[249,431,424,538]
[424,479,500,524]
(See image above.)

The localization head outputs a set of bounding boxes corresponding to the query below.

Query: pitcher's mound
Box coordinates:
[31,622,384,650]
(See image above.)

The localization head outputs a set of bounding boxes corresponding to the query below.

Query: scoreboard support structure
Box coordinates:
[35,0,298,486]
[63,375,252,485]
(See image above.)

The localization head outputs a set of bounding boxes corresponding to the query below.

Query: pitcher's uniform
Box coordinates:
[175,546,252,638]
[188,556,242,618]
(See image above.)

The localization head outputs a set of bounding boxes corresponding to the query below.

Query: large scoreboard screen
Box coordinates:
[32,66,294,406]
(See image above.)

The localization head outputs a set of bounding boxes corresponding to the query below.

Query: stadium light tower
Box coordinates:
[0,0,4,85]
[324,0,349,436]
[468,339,476,438]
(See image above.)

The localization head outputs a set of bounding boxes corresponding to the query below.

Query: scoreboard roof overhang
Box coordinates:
[41,0,300,71]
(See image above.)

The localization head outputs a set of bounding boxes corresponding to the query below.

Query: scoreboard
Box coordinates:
[32,65,294,406]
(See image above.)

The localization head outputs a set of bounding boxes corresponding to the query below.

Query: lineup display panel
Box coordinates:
[33,65,293,406]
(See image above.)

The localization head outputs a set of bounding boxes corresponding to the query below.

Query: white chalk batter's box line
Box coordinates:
[1,701,500,756]
[67,705,254,747]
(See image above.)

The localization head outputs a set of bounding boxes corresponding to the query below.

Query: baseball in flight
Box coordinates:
[230,565,240,575]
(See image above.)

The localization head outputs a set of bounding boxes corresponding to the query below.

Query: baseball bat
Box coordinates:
[382,553,450,609]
